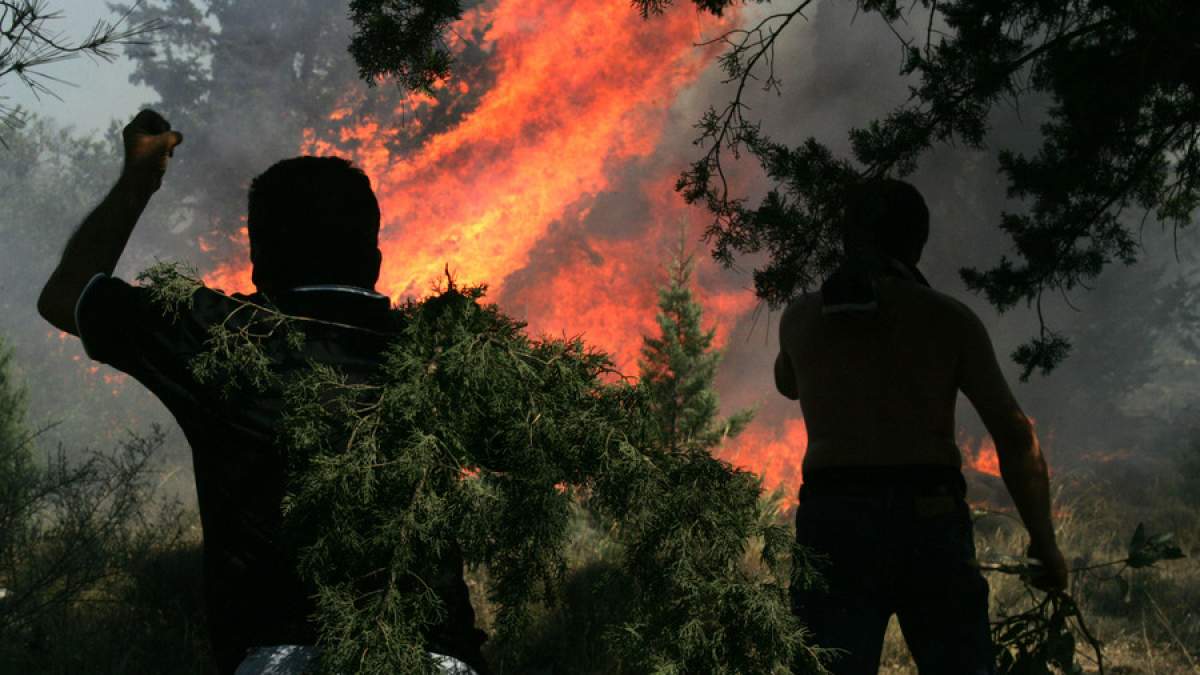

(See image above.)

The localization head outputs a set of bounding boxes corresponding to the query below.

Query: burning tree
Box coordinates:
[114,0,497,290]
[346,0,1200,377]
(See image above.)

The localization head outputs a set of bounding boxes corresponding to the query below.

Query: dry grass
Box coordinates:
[877,469,1200,675]
[8,466,1196,674]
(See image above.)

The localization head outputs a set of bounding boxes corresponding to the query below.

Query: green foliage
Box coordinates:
[0,1,158,144]
[991,592,1093,675]
[610,244,806,673]
[139,265,823,673]
[0,334,205,673]
[136,261,200,319]
[639,240,753,452]
[643,0,1200,376]
[1009,332,1071,382]
[494,248,818,673]
[489,503,628,673]
[348,0,465,91]
[1126,523,1186,570]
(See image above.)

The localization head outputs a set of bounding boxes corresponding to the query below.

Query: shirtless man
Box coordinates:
[775,179,1068,674]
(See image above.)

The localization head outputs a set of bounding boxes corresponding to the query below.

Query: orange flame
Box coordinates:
[961,435,1001,477]
[206,1,727,303]
[193,3,1047,505]
[959,417,1044,478]
[719,418,809,508]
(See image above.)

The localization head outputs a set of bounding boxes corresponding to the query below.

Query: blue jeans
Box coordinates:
[233,646,479,674]
[792,467,996,675]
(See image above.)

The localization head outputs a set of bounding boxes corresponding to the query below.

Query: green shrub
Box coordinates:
[0,337,210,674]
[140,263,825,674]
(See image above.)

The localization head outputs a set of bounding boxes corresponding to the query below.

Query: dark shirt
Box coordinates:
[75,275,400,673]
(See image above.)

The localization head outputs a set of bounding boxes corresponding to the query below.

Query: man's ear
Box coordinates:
[774,351,799,400]
[367,248,382,289]
[249,243,263,291]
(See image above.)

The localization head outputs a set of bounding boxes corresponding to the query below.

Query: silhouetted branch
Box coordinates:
[0,0,160,146]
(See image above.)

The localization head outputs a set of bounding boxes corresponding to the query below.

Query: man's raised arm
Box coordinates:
[37,110,182,335]
[959,309,1068,592]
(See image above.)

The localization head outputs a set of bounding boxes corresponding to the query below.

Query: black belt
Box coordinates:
[801,464,967,499]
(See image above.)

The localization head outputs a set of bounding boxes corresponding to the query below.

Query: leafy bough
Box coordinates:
[143,264,825,674]
[975,519,1186,675]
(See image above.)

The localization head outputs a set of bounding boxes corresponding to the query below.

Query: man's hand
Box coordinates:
[121,109,183,191]
[1027,539,1069,592]
[38,109,184,334]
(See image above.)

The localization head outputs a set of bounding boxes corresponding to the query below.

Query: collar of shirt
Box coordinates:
[287,284,389,301]
[241,285,395,331]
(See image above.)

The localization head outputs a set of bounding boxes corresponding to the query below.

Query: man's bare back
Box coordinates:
[775,276,1027,473]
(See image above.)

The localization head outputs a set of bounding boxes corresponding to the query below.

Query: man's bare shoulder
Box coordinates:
[778,293,822,335]
[779,283,988,339]
[889,280,984,328]
[781,292,823,316]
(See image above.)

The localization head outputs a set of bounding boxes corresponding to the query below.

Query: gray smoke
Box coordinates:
[2,0,1197,512]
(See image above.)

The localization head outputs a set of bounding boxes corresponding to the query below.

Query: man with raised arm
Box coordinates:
[38,110,487,674]
[775,179,1068,675]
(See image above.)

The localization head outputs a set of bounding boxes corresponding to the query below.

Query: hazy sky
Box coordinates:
[4,0,157,133]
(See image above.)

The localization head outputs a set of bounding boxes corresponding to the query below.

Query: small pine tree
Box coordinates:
[509,242,786,673]
[639,237,753,453]
[592,240,825,673]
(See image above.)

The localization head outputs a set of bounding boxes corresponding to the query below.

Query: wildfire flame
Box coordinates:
[205,0,728,303]
[721,418,809,508]
[195,1,1048,504]
[961,435,1002,478]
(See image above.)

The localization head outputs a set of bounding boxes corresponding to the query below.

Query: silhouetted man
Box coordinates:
[38,110,488,674]
[775,179,1068,674]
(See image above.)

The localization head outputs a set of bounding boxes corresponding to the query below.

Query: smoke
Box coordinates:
[727,1,1200,485]
[2,0,1197,510]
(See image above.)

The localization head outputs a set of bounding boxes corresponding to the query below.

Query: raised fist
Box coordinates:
[121,109,183,190]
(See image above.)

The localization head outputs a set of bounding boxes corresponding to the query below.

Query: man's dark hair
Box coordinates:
[841,178,930,266]
[248,156,382,293]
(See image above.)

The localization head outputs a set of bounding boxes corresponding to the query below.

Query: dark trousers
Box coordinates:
[208,544,489,675]
[791,467,995,675]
